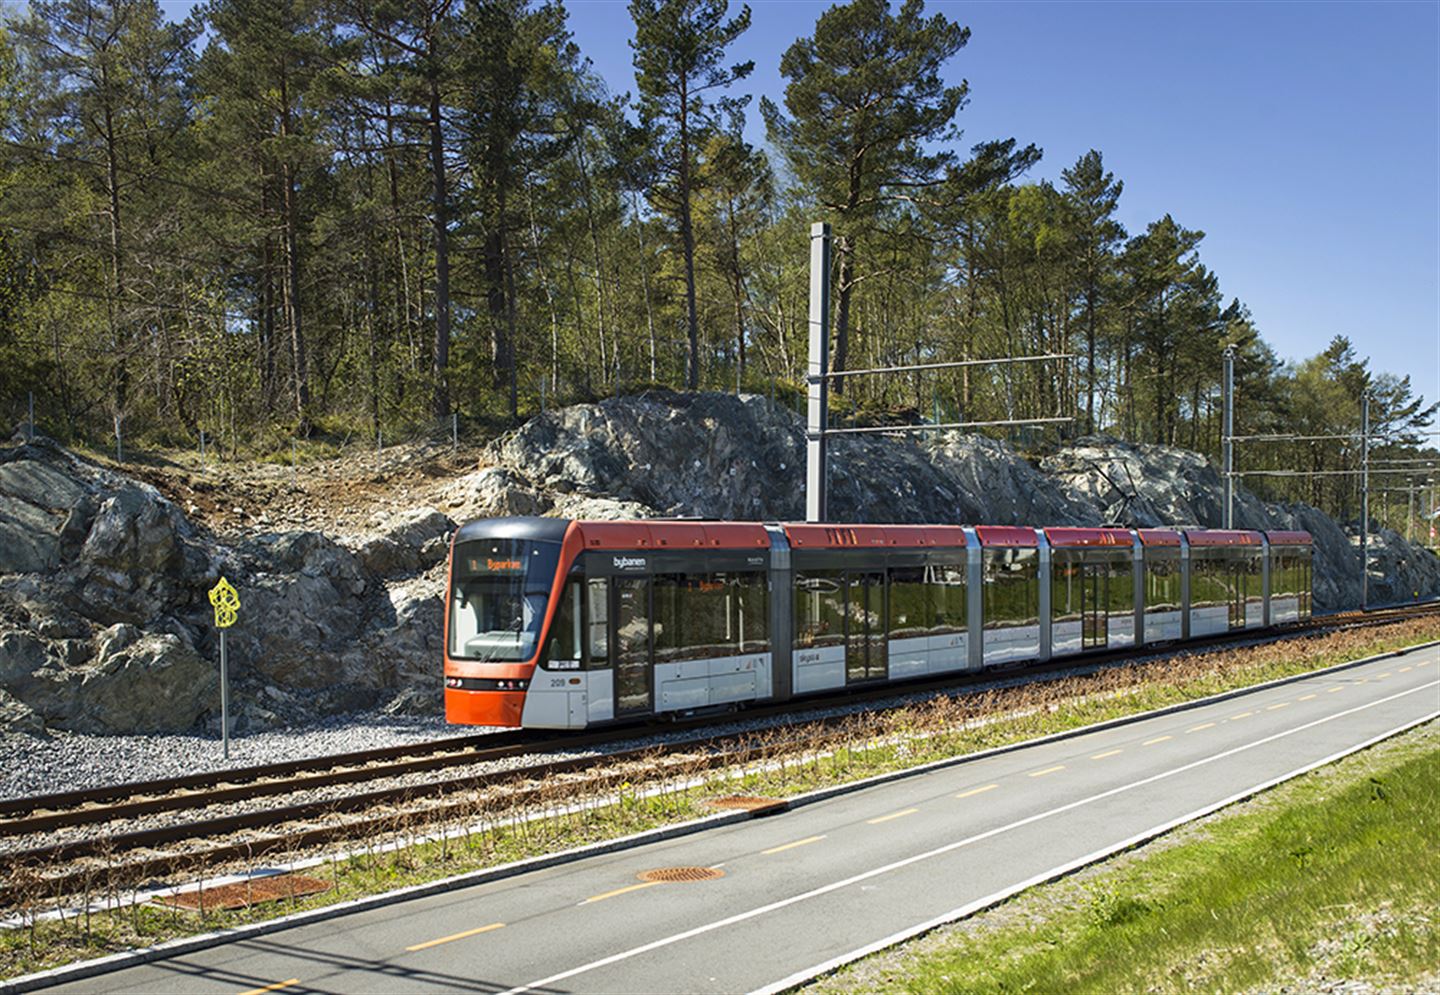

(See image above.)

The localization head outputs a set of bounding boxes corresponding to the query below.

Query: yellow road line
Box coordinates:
[955,784,999,799]
[1399,666,1413,673]
[1326,686,1345,693]
[405,922,505,952]
[237,982,300,995]
[762,835,826,855]
[1142,736,1172,746]
[1298,694,1318,701]
[1029,765,1066,778]
[583,881,662,904]
[867,808,919,824]
[1090,749,1122,760]
[1378,672,1392,679]
[1187,722,1216,732]
[1266,702,1290,711]
[1231,711,1254,720]
[1419,661,1430,667]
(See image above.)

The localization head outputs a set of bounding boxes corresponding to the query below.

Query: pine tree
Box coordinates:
[629,0,753,390]
[763,0,967,394]
[1061,150,1124,434]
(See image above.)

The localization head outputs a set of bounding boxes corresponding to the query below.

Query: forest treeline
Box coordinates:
[0,0,1434,531]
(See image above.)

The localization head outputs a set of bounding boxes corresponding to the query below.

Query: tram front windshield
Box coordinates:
[449,539,560,662]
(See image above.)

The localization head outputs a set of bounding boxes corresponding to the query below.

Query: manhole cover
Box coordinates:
[156,873,331,911]
[637,866,726,883]
[707,795,788,814]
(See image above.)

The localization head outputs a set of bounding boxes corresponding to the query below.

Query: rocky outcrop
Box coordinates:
[483,392,1437,615]
[0,437,459,736]
[0,392,1435,737]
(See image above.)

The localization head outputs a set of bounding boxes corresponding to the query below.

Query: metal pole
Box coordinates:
[1407,480,1415,544]
[1422,478,1434,552]
[806,221,831,523]
[1222,345,1235,528]
[219,629,230,760]
[200,429,206,461]
[114,414,122,463]
[1360,392,1369,610]
[27,391,34,442]
[452,411,458,452]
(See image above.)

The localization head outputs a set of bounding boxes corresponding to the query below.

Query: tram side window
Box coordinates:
[890,564,966,638]
[586,578,610,668]
[1108,559,1134,616]
[1190,556,1224,608]
[1301,555,1313,616]
[1245,552,1264,602]
[1051,558,1081,622]
[547,578,583,669]
[1278,552,1301,599]
[1145,556,1182,612]
[930,563,967,634]
[653,572,770,662]
[795,571,845,648]
[888,567,929,640]
[983,548,1039,629]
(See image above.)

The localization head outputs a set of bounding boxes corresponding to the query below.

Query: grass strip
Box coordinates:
[3,619,1438,981]
[809,720,1440,994]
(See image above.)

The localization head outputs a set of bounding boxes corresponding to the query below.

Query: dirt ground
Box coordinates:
[90,437,497,540]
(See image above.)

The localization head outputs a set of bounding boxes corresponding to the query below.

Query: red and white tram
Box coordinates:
[443,517,1312,729]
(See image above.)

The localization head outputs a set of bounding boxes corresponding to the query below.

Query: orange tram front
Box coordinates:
[443,516,1314,731]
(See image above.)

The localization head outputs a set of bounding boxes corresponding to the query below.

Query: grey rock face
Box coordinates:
[352,507,454,578]
[0,394,1436,737]
[484,395,1438,616]
[63,632,218,734]
[0,456,91,573]
[442,467,551,522]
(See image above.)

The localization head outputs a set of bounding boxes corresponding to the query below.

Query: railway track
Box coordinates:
[2,600,1435,906]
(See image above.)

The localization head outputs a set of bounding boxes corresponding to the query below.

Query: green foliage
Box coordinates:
[0,0,1429,533]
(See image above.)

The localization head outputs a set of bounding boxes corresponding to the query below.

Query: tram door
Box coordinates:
[614,577,652,715]
[845,572,888,684]
[1228,563,1246,630]
[1080,563,1108,649]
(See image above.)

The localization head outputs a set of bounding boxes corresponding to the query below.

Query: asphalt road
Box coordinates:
[43,645,1440,995]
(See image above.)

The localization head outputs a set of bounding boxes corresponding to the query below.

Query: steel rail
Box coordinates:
[0,730,541,820]
[2,601,1433,894]
[3,601,1434,909]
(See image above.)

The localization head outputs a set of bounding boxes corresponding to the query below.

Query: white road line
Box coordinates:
[497,680,1438,995]
[755,707,1440,995]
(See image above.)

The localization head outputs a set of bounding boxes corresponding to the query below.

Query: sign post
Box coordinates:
[208,577,241,759]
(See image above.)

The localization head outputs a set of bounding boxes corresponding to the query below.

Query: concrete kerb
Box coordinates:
[6,637,1437,994]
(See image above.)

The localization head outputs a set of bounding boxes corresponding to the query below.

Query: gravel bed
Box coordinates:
[0,712,495,802]
[0,633,1300,819]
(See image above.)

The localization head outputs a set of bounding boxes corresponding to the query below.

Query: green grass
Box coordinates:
[811,720,1440,994]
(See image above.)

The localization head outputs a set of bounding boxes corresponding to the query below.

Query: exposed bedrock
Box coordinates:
[0,391,1435,736]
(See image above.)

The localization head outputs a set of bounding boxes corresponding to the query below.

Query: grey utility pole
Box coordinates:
[1360,392,1370,610]
[1222,345,1235,528]
[806,222,831,523]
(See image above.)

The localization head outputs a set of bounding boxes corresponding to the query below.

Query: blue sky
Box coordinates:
[163,0,1438,411]
[562,0,1439,412]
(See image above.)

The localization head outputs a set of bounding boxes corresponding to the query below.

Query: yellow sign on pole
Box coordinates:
[208,576,240,629]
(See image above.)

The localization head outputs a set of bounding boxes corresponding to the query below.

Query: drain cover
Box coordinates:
[637,866,726,883]
[707,795,789,815]
[156,873,331,911]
